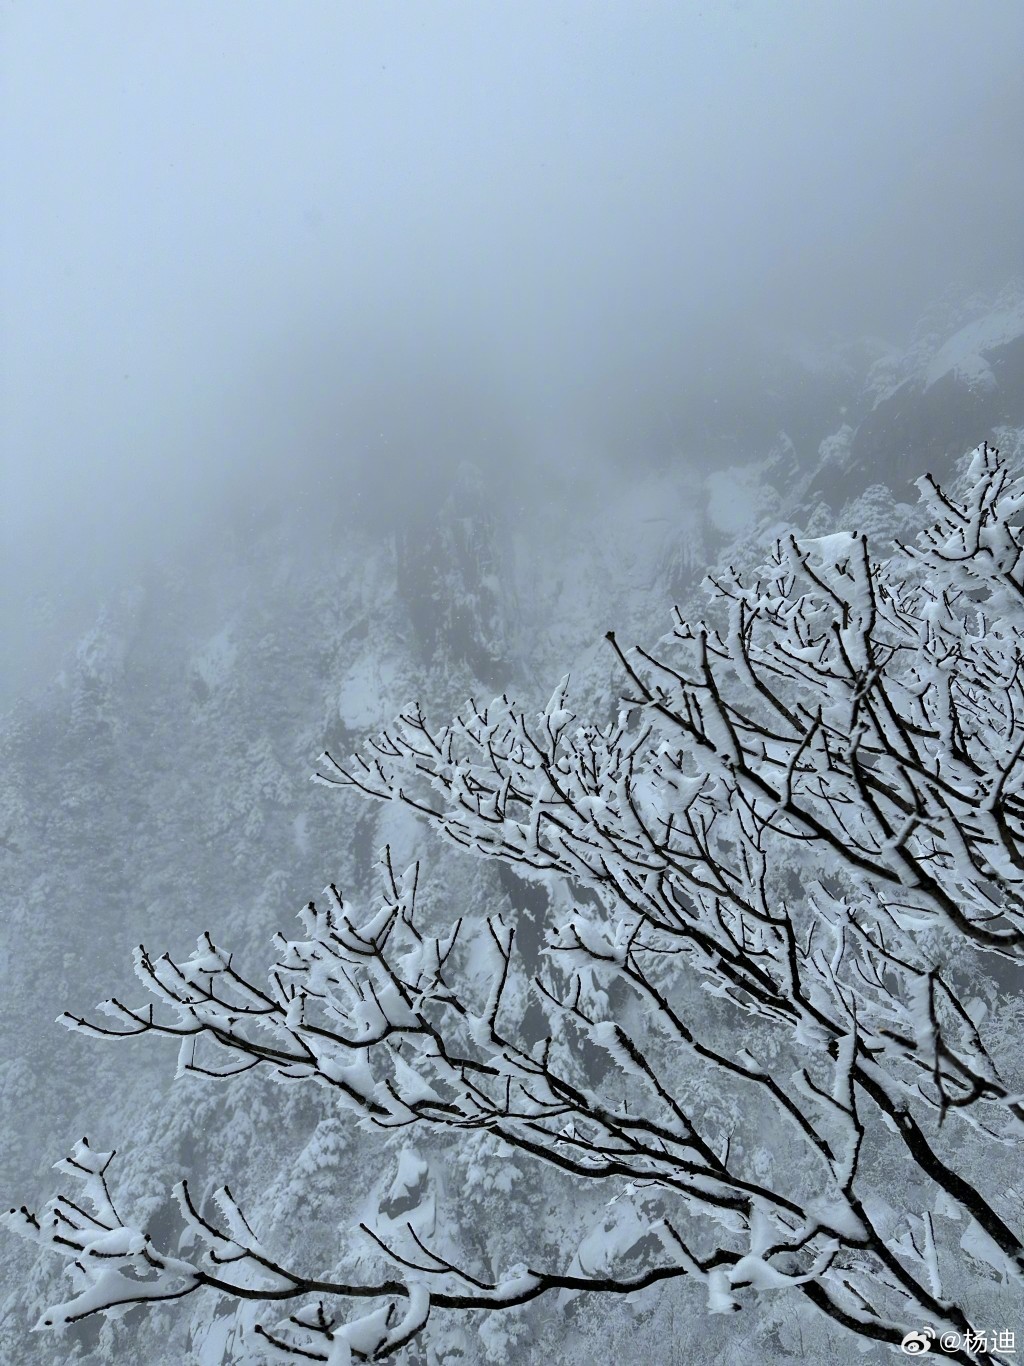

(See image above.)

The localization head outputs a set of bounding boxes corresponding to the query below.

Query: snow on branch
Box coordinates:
[8,444,1024,1363]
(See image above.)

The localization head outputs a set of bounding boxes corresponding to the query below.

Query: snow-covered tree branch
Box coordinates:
[7,443,1024,1363]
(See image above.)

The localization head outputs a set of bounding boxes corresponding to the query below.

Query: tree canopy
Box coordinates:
[7,443,1024,1364]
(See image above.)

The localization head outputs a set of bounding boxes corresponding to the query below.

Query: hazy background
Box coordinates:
[3,0,1022,705]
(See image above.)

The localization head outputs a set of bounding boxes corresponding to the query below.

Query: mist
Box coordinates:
[3,0,1022,703]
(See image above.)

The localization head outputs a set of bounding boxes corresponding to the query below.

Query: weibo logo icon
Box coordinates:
[900,1328,935,1355]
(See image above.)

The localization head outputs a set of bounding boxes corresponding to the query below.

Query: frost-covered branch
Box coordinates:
[8,444,1024,1363]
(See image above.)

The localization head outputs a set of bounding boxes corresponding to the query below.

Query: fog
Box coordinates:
[3,1,1022,703]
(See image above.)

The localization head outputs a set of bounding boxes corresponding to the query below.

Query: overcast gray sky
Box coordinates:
[2,0,1022,700]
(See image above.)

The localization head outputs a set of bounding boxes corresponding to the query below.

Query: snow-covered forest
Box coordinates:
[4,285,1024,1363]
[3,5,1024,1363]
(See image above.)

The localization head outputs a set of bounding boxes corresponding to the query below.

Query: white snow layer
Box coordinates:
[924,303,1024,392]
